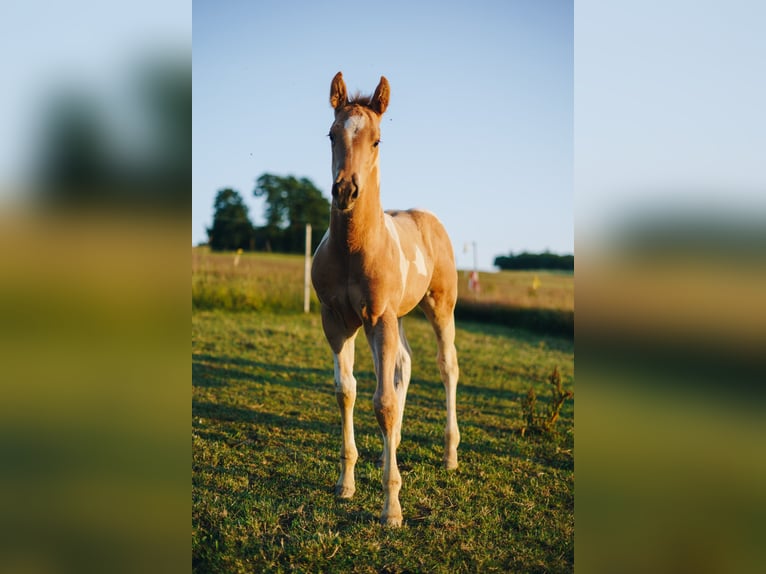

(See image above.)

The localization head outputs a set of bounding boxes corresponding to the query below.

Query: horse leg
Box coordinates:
[367,309,404,526]
[436,316,460,469]
[321,306,359,498]
[376,318,412,466]
[333,336,359,497]
[393,318,412,450]
[420,298,460,469]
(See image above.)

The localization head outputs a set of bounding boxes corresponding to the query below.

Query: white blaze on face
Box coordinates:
[384,214,409,290]
[344,114,366,143]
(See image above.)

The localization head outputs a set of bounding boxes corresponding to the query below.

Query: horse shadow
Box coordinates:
[192,351,380,392]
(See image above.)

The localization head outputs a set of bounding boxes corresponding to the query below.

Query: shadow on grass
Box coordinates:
[194,351,331,377]
[193,399,335,437]
[192,360,252,388]
[192,352,379,392]
[192,333,573,499]
[459,381,528,404]
[454,302,574,339]
[406,306,574,343]
[454,318,574,352]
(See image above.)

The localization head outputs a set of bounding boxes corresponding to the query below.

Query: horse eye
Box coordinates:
[373,139,380,148]
[328,133,335,143]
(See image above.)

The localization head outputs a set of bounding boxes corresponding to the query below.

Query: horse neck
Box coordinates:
[330,167,384,254]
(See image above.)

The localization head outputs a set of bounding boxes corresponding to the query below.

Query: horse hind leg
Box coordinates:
[437,316,460,469]
[420,298,460,469]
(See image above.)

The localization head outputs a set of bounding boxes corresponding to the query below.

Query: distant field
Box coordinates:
[192,248,574,336]
[192,248,574,572]
[192,248,315,313]
[456,267,573,312]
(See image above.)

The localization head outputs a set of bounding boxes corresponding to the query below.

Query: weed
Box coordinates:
[521,367,574,436]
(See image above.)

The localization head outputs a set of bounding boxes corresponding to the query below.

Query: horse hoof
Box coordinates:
[381,515,403,527]
[444,458,458,470]
[335,485,355,499]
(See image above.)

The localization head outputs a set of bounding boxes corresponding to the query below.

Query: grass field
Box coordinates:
[192,249,574,572]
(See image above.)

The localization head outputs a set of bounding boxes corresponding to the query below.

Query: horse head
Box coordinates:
[328,72,390,212]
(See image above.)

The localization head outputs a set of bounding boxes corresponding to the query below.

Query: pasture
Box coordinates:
[192,249,574,572]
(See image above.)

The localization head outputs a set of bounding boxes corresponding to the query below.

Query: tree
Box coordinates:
[253,174,330,253]
[494,251,574,271]
[207,188,254,251]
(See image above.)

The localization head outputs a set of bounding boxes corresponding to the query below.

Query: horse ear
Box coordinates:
[370,76,390,115]
[330,72,347,110]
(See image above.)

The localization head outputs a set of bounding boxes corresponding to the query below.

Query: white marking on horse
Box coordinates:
[384,214,409,290]
[344,114,366,142]
[333,354,342,392]
[413,246,427,276]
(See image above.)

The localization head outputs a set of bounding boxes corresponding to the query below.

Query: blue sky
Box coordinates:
[193,0,573,271]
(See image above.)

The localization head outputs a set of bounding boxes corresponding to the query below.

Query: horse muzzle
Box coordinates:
[331,177,359,211]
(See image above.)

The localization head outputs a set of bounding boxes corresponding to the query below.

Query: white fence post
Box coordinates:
[304,223,312,313]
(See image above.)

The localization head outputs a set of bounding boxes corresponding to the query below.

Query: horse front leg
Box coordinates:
[333,336,359,498]
[368,310,403,526]
[322,306,359,498]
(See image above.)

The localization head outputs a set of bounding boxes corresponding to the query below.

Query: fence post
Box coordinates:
[304,223,312,313]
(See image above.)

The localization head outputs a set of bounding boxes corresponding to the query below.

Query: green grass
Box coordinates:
[192,247,574,571]
[192,310,574,573]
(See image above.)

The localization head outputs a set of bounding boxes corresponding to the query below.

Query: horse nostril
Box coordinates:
[331,179,358,208]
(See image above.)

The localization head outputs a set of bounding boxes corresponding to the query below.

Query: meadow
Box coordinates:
[192,249,574,572]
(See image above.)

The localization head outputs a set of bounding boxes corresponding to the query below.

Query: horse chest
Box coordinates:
[316,267,395,323]
[347,274,390,317]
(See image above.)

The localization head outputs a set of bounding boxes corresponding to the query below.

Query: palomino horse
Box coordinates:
[311,72,460,526]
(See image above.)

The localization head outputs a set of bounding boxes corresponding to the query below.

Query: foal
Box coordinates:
[311,72,460,526]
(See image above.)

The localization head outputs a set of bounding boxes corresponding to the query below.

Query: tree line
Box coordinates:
[206,176,573,272]
[206,173,330,253]
[494,251,574,271]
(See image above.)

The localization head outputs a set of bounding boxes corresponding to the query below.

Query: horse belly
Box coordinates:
[396,271,431,316]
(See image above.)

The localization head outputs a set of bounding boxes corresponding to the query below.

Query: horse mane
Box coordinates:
[348,92,373,108]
